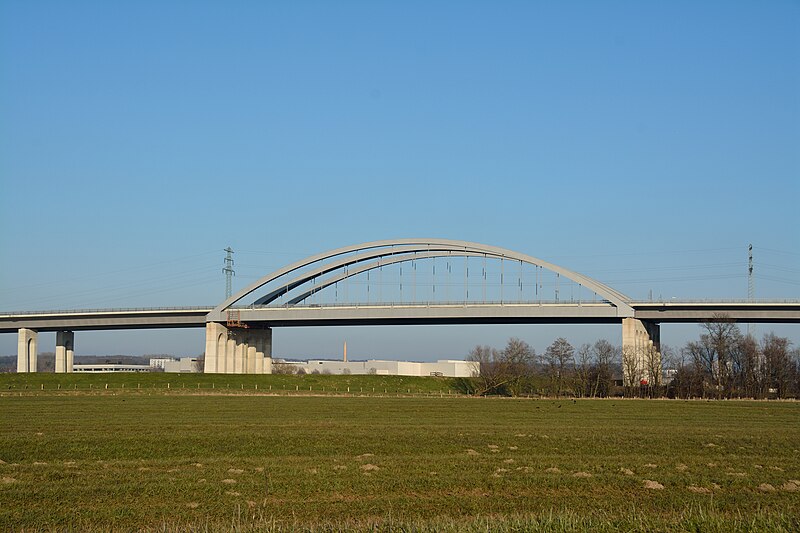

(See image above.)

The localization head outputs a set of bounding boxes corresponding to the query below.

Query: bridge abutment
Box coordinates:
[621,318,661,387]
[203,323,272,374]
[17,328,38,373]
[55,331,75,373]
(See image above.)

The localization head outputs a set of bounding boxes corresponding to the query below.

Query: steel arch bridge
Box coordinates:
[207,238,635,322]
[202,239,653,377]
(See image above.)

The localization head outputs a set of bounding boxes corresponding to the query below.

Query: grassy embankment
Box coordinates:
[0,372,460,395]
[1,376,798,531]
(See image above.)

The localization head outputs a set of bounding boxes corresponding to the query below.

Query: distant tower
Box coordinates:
[343,341,348,362]
[747,244,754,337]
[223,247,235,299]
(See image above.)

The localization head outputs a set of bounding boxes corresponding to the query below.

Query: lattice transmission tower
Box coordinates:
[747,244,754,337]
[223,247,235,299]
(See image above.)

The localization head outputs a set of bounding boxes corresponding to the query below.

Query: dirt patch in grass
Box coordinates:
[492,468,509,477]
[465,449,479,456]
[758,483,776,492]
[361,464,380,472]
[688,486,711,494]
[643,480,664,490]
[782,481,799,492]
[227,468,244,474]
[221,479,237,484]
[545,467,561,473]
[620,468,635,476]
[573,472,592,478]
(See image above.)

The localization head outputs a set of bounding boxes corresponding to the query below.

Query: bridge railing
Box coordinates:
[629,299,800,304]
[234,299,616,309]
[0,306,214,317]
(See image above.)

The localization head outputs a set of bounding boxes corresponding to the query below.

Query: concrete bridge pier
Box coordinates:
[621,318,661,386]
[55,331,75,373]
[17,328,38,373]
[203,323,272,374]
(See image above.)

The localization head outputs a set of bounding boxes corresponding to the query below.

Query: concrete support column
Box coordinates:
[261,329,272,374]
[247,343,257,374]
[204,323,272,374]
[204,322,229,373]
[249,328,272,374]
[255,347,264,374]
[621,318,661,386]
[17,328,38,373]
[226,336,236,374]
[234,339,247,374]
[55,331,75,373]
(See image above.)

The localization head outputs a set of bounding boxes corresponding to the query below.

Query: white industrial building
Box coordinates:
[73,364,151,373]
[279,359,479,377]
[149,357,201,373]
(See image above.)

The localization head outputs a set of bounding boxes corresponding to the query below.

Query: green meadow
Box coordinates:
[1,376,798,531]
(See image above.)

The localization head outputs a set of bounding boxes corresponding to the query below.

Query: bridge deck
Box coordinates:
[1,300,799,333]
[0,308,211,333]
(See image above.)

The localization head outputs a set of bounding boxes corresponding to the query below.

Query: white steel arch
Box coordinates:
[206,239,634,321]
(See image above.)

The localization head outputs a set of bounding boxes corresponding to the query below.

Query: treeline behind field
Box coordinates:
[458,320,800,399]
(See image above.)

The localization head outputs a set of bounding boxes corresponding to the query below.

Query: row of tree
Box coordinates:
[671,319,798,399]
[461,320,800,399]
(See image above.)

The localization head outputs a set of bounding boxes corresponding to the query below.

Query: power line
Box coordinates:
[754,246,800,257]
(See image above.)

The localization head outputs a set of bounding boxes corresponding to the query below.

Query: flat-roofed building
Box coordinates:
[73,364,151,373]
[280,359,478,377]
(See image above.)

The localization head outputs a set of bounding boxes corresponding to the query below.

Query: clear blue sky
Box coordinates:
[1,1,798,359]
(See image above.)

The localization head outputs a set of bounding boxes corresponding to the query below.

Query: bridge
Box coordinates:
[4,239,799,380]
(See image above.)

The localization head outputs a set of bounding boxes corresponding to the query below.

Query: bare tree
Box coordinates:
[621,345,642,396]
[591,339,617,397]
[701,314,742,398]
[762,333,793,398]
[467,345,505,395]
[575,343,592,397]
[466,339,536,396]
[732,334,762,398]
[544,338,574,397]
[501,338,536,396]
[643,343,664,397]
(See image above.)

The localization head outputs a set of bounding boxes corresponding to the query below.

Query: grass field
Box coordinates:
[1,376,799,531]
